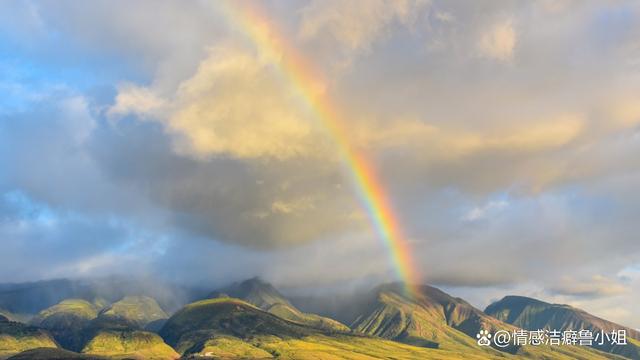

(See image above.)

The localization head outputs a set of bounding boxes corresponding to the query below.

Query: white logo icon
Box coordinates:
[477,329,492,346]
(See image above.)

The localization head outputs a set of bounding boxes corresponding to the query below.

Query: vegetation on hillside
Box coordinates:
[30,299,100,351]
[0,317,58,358]
[486,296,640,359]
[81,329,179,359]
[209,278,350,332]
[0,280,637,360]
[98,296,168,329]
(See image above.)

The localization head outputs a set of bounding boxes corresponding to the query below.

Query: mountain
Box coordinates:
[159,297,498,359]
[0,280,85,315]
[351,283,516,350]
[74,295,177,359]
[0,277,635,359]
[30,299,100,351]
[81,327,179,359]
[349,283,622,359]
[97,296,168,330]
[485,295,640,359]
[25,295,177,359]
[0,278,200,317]
[0,316,58,358]
[80,314,179,359]
[208,278,349,332]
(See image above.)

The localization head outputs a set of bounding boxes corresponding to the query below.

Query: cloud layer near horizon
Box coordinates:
[1,0,640,327]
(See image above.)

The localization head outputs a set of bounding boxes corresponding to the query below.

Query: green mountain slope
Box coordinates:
[161,296,620,359]
[485,296,640,359]
[350,283,621,360]
[0,316,58,358]
[98,296,168,329]
[209,278,349,332]
[159,297,493,359]
[81,329,178,359]
[0,278,633,360]
[30,299,99,351]
[80,316,178,359]
[351,283,516,350]
[160,297,315,350]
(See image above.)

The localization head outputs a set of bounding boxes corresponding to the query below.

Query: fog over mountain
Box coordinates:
[1,0,640,331]
[1,277,638,359]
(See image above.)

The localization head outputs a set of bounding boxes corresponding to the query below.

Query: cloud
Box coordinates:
[478,18,517,61]
[298,0,429,66]
[463,199,508,222]
[109,83,167,119]
[104,42,369,248]
[548,275,629,298]
[111,45,332,161]
[166,46,323,160]
[3,0,640,328]
[0,190,151,282]
[89,117,365,248]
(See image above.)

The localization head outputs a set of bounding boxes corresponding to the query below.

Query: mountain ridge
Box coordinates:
[208,277,350,332]
[485,295,640,359]
[0,278,637,359]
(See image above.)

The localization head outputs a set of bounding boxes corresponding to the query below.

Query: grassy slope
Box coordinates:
[79,307,177,360]
[352,284,516,351]
[161,297,509,359]
[0,318,57,358]
[98,296,168,329]
[160,297,316,349]
[30,299,99,352]
[351,284,620,360]
[267,302,350,332]
[0,285,629,360]
[81,329,178,359]
[210,278,350,332]
[32,299,98,322]
[486,296,640,359]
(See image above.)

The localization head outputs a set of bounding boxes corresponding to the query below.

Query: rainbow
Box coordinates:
[220,1,422,298]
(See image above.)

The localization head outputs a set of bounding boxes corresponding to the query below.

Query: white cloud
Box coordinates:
[463,199,509,222]
[298,0,429,55]
[109,83,167,119]
[478,18,516,62]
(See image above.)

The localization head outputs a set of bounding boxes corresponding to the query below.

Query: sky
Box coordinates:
[1,0,640,328]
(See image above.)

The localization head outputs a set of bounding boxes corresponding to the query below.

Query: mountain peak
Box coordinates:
[485,294,640,358]
[97,295,168,329]
[209,277,289,310]
[208,278,349,332]
[485,295,551,319]
[373,282,473,309]
[353,282,514,352]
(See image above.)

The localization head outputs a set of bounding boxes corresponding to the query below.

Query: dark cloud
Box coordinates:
[88,117,363,247]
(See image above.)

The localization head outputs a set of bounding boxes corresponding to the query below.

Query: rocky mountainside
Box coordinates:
[486,295,640,359]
